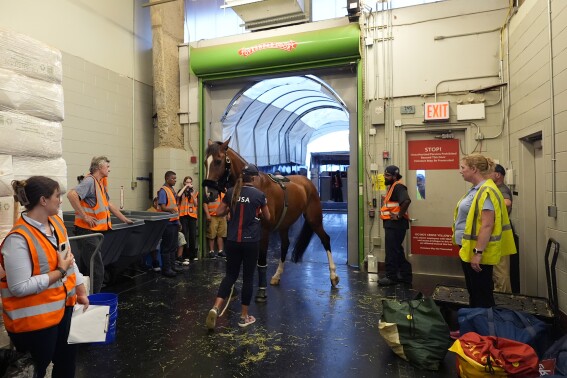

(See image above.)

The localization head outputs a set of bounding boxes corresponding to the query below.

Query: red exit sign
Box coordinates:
[424,101,450,121]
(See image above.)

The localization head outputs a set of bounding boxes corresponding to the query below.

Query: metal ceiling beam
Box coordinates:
[141,0,178,8]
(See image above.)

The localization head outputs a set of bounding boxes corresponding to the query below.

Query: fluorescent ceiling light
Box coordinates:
[220,0,264,9]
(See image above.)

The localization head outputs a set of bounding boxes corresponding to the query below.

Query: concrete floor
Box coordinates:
[74,213,464,377]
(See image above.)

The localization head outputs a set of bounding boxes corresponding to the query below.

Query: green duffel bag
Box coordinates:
[378,295,452,371]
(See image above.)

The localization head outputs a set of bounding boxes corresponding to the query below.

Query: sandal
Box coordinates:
[238,315,256,328]
[206,307,219,330]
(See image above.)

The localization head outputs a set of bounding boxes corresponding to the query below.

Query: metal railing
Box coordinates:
[68,233,104,295]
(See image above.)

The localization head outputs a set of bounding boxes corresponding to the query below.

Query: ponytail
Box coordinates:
[12,176,60,211]
[231,175,244,210]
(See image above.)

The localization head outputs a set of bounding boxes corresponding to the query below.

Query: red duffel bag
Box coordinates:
[448,332,539,377]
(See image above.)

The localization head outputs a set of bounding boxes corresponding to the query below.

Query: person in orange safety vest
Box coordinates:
[204,191,227,259]
[379,165,412,286]
[157,170,181,277]
[67,156,132,293]
[1,176,89,377]
[177,176,199,263]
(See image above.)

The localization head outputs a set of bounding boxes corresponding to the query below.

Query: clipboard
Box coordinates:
[67,304,110,344]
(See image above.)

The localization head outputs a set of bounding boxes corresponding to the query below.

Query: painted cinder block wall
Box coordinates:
[506,0,567,312]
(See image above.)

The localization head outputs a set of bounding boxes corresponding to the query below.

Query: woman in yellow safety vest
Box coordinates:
[0,176,90,377]
[177,176,199,262]
[452,154,516,308]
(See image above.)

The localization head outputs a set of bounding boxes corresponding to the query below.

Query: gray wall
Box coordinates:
[507,0,567,312]
[361,0,510,261]
[62,52,154,211]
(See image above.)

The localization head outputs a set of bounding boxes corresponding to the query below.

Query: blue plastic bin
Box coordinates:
[88,293,118,344]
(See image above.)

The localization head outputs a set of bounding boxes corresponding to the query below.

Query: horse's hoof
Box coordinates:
[270,277,280,286]
[255,289,267,303]
[330,276,340,288]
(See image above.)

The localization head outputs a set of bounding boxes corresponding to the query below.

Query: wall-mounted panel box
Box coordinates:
[457,103,485,121]
[370,100,385,125]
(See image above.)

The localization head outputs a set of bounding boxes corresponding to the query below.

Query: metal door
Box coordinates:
[404,130,468,277]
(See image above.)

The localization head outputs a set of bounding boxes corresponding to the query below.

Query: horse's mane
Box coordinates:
[227,148,247,166]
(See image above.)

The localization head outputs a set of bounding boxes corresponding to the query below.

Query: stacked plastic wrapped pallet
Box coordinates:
[0,28,67,243]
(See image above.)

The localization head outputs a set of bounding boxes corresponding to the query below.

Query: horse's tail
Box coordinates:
[291,218,314,263]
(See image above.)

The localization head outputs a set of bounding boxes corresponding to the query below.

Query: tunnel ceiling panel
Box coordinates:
[222,75,349,166]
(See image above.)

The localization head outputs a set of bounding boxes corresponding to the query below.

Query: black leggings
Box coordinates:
[9,306,76,378]
[180,216,197,259]
[217,240,259,306]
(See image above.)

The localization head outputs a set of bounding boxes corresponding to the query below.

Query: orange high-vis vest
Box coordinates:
[179,193,198,219]
[0,215,77,333]
[74,175,112,231]
[206,192,224,216]
[159,186,179,222]
[380,180,410,220]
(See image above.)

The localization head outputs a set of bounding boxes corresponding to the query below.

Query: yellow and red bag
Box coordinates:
[448,332,539,377]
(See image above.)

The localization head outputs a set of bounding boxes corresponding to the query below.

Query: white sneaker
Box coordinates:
[176,258,189,266]
[206,307,219,330]
[152,262,161,272]
[238,315,256,328]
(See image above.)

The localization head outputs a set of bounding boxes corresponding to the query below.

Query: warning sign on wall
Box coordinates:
[411,226,460,256]
[408,139,459,170]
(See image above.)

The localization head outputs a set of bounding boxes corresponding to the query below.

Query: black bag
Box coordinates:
[543,333,567,376]
[379,295,452,371]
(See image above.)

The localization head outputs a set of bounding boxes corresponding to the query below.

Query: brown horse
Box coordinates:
[202,139,339,302]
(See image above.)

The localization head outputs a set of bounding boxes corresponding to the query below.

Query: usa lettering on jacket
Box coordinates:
[237,197,250,203]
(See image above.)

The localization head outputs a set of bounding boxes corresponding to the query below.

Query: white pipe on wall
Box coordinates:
[132,0,137,192]
[434,75,499,102]
[547,0,557,212]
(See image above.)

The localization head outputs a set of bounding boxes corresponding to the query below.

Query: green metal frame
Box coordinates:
[191,24,360,81]
[198,76,205,258]
[194,24,365,266]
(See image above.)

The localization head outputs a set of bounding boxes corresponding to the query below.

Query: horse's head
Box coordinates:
[202,138,231,203]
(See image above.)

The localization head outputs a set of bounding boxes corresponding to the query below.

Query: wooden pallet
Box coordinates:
[432,285,554,322]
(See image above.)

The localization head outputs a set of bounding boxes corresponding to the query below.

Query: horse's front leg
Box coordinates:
[327,250,339,287]
[270,229,289,286]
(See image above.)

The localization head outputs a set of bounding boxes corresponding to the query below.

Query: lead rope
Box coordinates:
[219,284,234,317]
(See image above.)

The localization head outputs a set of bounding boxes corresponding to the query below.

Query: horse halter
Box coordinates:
[202,154,231,202]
